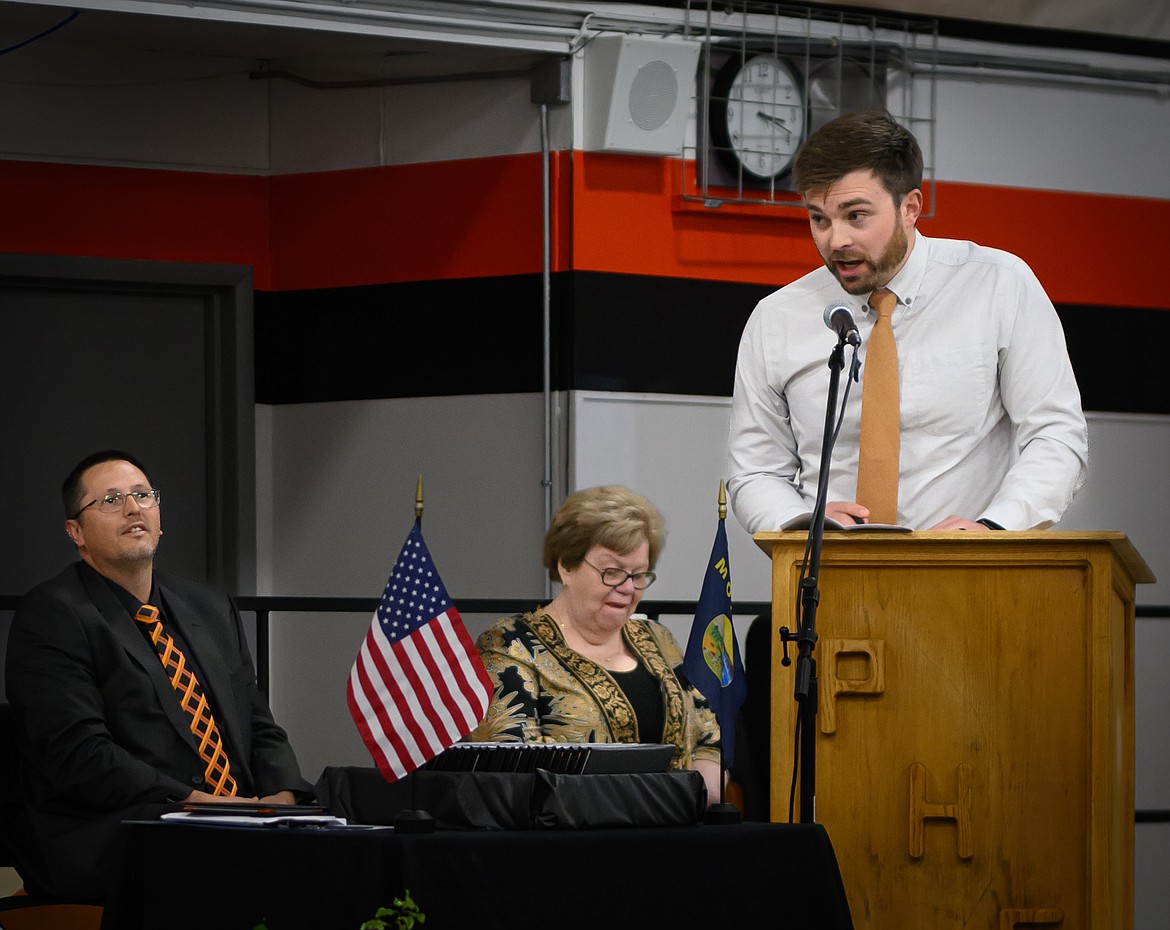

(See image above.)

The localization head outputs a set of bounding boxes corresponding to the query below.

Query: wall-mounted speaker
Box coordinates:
[584,35,700,156]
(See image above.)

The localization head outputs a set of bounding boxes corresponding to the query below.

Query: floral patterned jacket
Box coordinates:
[468,609,721,771]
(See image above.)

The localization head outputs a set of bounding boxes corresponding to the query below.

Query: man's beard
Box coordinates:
[117,532,160,564]
[825,221,909,295]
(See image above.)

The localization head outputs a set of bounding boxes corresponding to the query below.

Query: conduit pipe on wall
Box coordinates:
[37,0,596,52]
[540,99,553,600]
[909,57,1170,95]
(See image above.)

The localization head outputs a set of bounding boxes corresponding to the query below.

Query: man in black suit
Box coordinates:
[4,450,312,900]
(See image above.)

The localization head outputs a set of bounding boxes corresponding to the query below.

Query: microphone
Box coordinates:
[823,301,861,347]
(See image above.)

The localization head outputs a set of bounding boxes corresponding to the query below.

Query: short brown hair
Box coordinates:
[543,486,665,584]
[62,449,152,519]
[793,109,923,204]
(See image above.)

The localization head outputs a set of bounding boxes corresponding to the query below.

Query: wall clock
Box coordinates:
[709,53,807,182]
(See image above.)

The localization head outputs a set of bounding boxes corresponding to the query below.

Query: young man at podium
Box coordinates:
[727,110,1087,534]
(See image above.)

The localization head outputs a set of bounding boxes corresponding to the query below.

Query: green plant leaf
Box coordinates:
[358,890,425,929]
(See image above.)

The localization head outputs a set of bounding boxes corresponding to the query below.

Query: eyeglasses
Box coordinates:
[581,559,656,590]
[72,489,161,520]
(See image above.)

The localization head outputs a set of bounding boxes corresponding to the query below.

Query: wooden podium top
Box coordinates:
[753,529,1156,585]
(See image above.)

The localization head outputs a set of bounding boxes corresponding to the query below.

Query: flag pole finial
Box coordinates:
[718,478,726,521]
[415,474,424,521]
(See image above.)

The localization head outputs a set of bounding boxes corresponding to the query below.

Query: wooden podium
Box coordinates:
[755,530,1154,930]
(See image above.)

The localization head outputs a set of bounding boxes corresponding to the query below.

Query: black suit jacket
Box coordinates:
[4,561,312,899]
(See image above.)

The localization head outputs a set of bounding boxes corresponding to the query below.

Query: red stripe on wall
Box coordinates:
[569,153,1169,310]
[0,160,272,286]
[572,153,819,287]
[3,153,1167,310]
[267,153,564,291]
[0,155,565,292]
[918,182,1165,311]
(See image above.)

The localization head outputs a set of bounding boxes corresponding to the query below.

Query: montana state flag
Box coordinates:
[682,515,747,767]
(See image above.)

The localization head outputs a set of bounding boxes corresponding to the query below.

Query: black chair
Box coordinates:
[0,703,103,930]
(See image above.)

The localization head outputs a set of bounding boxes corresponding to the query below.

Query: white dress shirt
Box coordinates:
[727,231,1088,532]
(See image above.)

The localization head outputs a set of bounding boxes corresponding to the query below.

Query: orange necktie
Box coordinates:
[134,604,238,797]
[856,288,900,524]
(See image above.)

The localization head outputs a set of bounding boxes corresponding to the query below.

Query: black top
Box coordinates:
[610,660,665,744]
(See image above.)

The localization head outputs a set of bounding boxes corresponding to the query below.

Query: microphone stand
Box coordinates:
[782,332,859,823]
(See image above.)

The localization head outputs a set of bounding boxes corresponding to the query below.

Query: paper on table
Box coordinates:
[161,809,347,827]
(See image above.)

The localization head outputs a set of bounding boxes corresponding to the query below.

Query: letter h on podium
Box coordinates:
[908,761,974,859]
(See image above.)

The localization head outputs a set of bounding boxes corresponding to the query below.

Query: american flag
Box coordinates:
[347,519,492,782]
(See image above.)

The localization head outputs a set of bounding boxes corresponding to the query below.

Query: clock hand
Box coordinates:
[756,110,792,141]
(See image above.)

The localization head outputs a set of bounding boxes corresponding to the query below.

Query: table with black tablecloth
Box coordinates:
[101,818,853,929]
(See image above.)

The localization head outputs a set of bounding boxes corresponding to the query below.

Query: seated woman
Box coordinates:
[469,485,721,803]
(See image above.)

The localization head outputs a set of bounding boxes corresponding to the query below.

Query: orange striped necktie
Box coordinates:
[134,604,238,797]
[856,288,900,524]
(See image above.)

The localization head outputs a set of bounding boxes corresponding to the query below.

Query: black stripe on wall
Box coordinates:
[560,273,771,396]
[255,276,546,403]
[254,272,770,403]
[1058,304,1169,415]
[255,273,1170,415]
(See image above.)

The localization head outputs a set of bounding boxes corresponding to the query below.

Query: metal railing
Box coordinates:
[231,595,773,697]
[4,593,1168,823]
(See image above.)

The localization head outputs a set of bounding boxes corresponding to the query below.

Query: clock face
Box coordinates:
[713,55,806,181]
